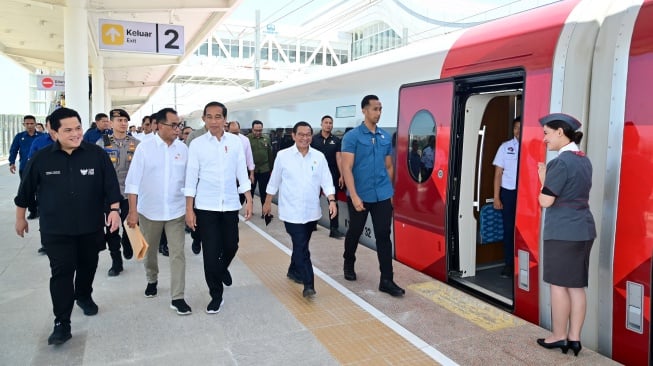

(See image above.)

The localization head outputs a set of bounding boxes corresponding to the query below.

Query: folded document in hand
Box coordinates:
[123,219,149,260]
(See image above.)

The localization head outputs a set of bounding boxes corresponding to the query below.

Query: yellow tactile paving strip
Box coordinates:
[409,282,525,331]
[238,227,439,366]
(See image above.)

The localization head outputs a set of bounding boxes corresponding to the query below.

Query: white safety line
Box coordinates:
[243,217,459,366]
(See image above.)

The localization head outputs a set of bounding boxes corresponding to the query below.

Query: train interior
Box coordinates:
[448,71,524,307]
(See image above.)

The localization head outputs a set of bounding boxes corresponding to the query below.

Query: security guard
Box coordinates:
[14,107,122,346]
[248,120,274,217]
[97,108,141,276]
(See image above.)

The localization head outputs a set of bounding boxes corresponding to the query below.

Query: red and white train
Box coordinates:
[224,0,653,364]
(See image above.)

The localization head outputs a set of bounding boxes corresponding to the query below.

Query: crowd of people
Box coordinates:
[11,95,406,347]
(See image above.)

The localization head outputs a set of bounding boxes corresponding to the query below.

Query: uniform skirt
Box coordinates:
[543,239,594,288]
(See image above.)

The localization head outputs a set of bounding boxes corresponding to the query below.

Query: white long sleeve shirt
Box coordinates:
[125,134,188,220]
[266,145,335,224]
[238,133,255,171]
[184,131,250,211]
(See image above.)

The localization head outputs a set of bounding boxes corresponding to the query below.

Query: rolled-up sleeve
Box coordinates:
[183,143,200,197]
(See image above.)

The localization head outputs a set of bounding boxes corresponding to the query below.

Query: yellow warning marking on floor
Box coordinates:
[409,281,525,331]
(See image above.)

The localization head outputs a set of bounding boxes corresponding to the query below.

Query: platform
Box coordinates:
[0,163,620,365]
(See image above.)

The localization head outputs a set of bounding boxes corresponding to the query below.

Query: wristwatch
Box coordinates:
[110,208,120,213]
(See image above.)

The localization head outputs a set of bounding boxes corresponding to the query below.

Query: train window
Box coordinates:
[407,110,436,183]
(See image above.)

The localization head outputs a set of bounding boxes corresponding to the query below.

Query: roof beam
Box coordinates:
[2,47,64,65]
[108,81,160,89]
[102,56,180,69]
[90,0,235,12]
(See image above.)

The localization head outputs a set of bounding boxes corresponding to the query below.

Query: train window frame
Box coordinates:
[407,109,436,183]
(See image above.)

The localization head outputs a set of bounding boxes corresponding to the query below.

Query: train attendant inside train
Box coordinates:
[492,117,521,278]
[536,113,596,357]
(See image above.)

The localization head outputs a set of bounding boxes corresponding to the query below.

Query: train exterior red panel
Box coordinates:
[612,1,653,364]
[440,0,578,323]
[394,81,453,281]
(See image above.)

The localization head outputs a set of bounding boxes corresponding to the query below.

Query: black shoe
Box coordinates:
[159,244,169,257]
[379,279,405,297]
[37,247,47,255]
[76,297,99,316]
[206,298,224,314]
[144,282,157,298]
[122,235,133,260]
[27,212,38,220]
[170,299,192,315]
[107,266,123,277]
[303,286,316,298]
[287,271,303,284]
[343,267,357,281]
[222,269,232,287]
[48,322,71,345]
[566,340,582,356]
[329,229,344,239]
[537,338,568,354]
[500,265,513,278]
[191,238,201,255]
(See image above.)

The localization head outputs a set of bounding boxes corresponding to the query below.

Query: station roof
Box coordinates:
[0,0,242,113]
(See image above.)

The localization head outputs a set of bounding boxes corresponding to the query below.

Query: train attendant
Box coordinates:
[263,121,337,298]
[341,95,405,297]
[492,117,521,278]
[14,107,122,346]
[536,113,596,357]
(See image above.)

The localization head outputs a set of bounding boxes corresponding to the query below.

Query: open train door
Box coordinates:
[394,80,454,281]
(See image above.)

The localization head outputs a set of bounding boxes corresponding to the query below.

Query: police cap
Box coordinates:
[110,109,130,121]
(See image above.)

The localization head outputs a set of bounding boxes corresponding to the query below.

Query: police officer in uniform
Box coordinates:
[97,109,140,276]
[492,117,521,278]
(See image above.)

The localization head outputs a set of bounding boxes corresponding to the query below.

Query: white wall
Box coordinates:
[0,55,29,114]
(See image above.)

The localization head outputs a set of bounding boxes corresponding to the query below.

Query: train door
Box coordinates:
[448,71,524,306]
[394,80,454,281]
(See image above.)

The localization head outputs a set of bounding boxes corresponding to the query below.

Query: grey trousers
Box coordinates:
[139,214,186,300]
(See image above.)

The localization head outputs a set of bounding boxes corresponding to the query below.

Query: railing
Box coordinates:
[0,115,25,160]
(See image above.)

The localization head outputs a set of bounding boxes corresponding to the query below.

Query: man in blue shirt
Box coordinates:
[341,95,404,297]
[9,115,42,219]
[82,113,111,144]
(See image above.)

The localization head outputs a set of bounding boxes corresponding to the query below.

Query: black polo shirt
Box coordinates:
[311,132,341,180]
[15,141,122,236]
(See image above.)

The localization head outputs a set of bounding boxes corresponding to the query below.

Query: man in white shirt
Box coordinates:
[125,107,191,315]
[492,117,521,278]
[228,120,255,194]
[263,121,337,298]
[184,101,253,314]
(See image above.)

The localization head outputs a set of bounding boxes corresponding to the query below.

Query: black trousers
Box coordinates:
[343,198,394,280]
[41,231,103,325]
[285,221,317,287]
[196,209,239,300]
[251,171,271,206]
[105,199,130,260]
[500,187,517,267]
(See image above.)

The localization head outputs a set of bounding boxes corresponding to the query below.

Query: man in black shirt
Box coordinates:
[14,107,122,346]
[311,115,344,238]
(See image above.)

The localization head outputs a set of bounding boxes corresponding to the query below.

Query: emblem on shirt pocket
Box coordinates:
[80,168,95,176]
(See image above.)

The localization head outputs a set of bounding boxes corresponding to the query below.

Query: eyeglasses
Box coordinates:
[295,133,312,138]
[160,122,181,129]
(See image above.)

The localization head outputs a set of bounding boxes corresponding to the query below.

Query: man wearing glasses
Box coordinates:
[263,121,337,298]
[125,108,191,315]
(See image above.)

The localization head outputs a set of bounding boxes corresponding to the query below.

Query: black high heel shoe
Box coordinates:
[565,340,582,356]
[537,338,569,353]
